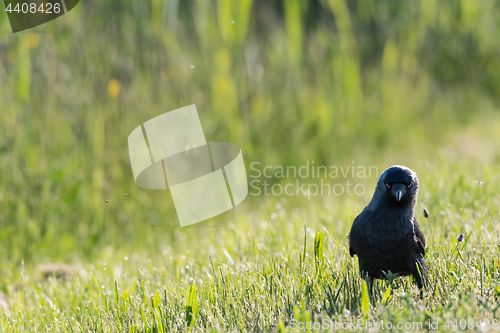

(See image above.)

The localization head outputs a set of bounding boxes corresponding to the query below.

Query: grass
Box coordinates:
[0,159,500,331]
[1,0,500,331]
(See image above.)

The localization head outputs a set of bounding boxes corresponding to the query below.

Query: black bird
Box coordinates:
[348,165,427,295]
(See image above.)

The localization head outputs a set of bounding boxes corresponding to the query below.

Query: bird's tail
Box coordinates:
[415,257,428,289]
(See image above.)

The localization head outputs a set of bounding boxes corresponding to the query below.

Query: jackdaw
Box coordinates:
[348,165,427,295]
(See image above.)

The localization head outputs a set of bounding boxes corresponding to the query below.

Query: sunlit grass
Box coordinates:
[0,159,498,331]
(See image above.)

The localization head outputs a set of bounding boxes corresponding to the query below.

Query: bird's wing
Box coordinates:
[348,212,364,257]
[413,217,426,256]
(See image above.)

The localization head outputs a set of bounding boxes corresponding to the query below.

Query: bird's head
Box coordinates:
[376,165,418,206]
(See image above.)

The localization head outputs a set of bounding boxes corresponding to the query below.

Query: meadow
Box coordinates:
[1,0,500,331]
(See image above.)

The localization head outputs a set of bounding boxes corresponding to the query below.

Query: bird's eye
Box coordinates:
[385,183,390,188]
[408,183,412,188]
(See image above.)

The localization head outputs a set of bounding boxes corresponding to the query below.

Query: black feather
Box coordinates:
[348,165,428,293]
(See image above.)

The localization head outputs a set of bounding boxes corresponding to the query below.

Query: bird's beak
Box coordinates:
[392,183,406,202]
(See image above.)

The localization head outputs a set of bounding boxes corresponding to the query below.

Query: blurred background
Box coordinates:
[0,0,500,277]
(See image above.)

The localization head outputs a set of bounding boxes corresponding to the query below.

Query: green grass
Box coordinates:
[0,159,500,331]
[1,0,500,331]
